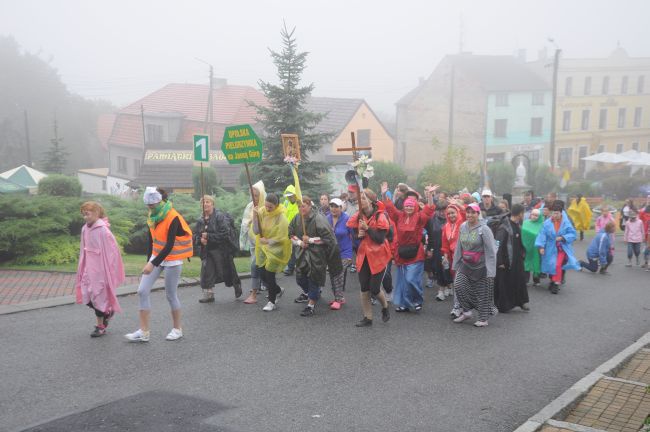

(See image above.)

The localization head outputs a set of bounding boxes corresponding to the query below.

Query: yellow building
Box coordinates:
[535,48,650,171]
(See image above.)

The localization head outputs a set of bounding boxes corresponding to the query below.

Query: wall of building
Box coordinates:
[108,145,143,181]
[396,58,487,174]
[78,173,107,195]
[328,103,395,162]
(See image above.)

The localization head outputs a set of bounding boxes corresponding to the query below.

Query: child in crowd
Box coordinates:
[623,210,644,267]
[75,201,125,338]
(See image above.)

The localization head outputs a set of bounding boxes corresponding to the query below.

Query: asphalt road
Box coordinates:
[1,238,649,432]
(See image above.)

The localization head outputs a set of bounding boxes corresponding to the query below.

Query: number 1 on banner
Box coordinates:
[193,134,209,162]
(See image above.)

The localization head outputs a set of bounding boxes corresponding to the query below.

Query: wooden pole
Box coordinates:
[244,162,262,236]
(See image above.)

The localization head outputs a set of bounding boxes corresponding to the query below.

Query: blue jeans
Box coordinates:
[393,261,424,309]
[627,242,641,259]
[296,274,321,301]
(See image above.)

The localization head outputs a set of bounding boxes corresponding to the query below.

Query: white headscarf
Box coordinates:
[239,181,266,250]
[143,186,162,204]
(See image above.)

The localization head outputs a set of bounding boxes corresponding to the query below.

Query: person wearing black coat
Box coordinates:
[193,195,241,303]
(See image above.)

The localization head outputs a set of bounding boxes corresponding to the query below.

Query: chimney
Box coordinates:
[212,78,227,89]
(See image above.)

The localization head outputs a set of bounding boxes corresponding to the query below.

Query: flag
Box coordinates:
[559,169,571,188]
[290,165,303,203]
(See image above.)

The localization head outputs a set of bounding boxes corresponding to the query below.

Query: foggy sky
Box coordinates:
[2,0,649,117]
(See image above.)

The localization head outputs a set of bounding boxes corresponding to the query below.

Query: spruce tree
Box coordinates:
[251,23,332,196]
[42,115,69,174]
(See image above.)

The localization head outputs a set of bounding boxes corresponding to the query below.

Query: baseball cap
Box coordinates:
[329,198,344,207]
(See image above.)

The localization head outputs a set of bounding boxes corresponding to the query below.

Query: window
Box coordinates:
[602,76,610,95]
[494,119,508,137]
[133,159,141,177]
[145,124,163,144]
[496,93,509,107]
[578,146,588,172]
[562,111,571,131]
[117,156,127,174]
[638,76,645,94]
[599,109,608,129]
[530,117,543,136]
[357,129,371,147]
[632,142,639,151]
[616,143,624,153]
[581,110,590,130]
[532,92,544,105]
[618,108,626,128]
[621,76,629,94]
[584,77,592,95]
[102,180,107,191]
[634,107,642,127]
[558,148,573,168]
[598,144,605,153]
[564,77,573,96]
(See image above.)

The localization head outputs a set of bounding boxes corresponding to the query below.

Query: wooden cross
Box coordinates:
[336,132,372,161]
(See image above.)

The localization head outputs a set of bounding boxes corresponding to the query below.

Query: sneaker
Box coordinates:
[414,304,422,312]
[198,295,215,303]
[300,306,314,317]
[473,320,488,327]
[444,288,452,297]
[165,328,183,341]
[349,265,357,273]
[277,287,285,299]
[450,308,461,319]
[355,317,372,327]
[453,311,472,323]
[426,279,434,288]
[90,326,106,338]
[521,303,530,311]
[549,283,559,294]
[102,311,114,328]
[294,293,309,303]
[436,291,446,301]
[381,307,390,323]
[395,306,410,312]
[262,301,277,311]
[125,329,150,342]
[330,301,342,310]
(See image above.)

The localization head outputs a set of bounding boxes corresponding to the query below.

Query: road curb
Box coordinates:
[513,331,650,432]
[0,273,251,316]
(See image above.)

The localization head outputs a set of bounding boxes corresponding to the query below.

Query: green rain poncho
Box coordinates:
[522,215,544,275]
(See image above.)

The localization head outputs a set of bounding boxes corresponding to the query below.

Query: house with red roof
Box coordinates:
[105,79,267,195]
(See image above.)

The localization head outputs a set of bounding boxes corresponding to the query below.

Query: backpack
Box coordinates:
[374,211,394,242]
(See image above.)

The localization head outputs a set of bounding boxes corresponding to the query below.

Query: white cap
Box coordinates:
[481,189,493,197]
[143,186,162,205]
[330,198,344,207]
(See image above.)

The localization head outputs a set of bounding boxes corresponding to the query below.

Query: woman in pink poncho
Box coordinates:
[75,201,125,338]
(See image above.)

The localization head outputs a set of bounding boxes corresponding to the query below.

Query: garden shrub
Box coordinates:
[38,175,82,197]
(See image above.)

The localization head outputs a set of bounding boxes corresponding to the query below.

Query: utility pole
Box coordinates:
[448,63,455,153]
[140,104,146,167]
[23,110,32,167]
[549,47,561,169]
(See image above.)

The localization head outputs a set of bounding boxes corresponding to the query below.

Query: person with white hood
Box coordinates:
[240,181,267,304]
[125,187,193,342]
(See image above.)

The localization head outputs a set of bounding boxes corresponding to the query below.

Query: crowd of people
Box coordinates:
[73,179,650,340]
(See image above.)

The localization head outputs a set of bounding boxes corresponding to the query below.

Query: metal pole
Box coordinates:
[549,48,561,169]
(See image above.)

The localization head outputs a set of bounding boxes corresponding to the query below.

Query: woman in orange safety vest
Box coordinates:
[125,186,193,343]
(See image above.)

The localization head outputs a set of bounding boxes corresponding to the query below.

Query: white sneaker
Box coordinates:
[125,329,150,342]
[444,288,452,297]
[473,320,488,327]
[165,328,183,341]
[436,291,446,301]
[262,301,276,311]
[453,311,472,323]
[426,279,434,288]
[277,287,285,299]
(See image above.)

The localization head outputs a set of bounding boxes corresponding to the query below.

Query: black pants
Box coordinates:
[259,267,281,303]
[86,301,108,318]
[525,272,540,284]
[358,259,386,296]
[382,260,393,293]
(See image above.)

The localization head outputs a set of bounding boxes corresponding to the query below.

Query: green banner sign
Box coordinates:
[221,124,263,164]
[193,134,210,162]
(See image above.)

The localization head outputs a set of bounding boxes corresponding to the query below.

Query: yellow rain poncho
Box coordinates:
[568,198,593,231]
[255,203,291,273]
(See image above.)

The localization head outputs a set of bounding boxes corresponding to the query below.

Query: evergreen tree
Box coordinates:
[42,115,69,174]
[251,23,332,196]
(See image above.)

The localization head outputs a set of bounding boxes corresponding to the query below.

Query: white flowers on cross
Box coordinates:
[351,154,374,178]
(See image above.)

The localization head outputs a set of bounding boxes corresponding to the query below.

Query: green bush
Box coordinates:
[417,147,479,193]
[367,161,407,193]
[487,162,515,195]
[15,235,79,265]
[530,165,559,196]
[38,174,82,197]
[601,175,649,199]
[565,181,599,197]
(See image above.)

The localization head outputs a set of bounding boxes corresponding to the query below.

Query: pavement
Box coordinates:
[0,238,649,432]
